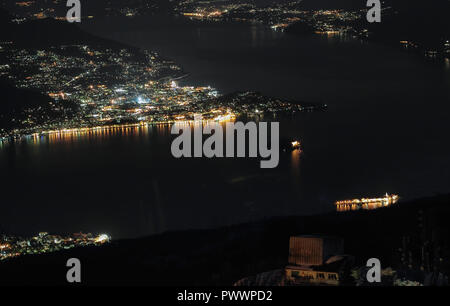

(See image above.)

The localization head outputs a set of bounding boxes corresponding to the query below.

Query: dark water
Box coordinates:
[1,17,449,239]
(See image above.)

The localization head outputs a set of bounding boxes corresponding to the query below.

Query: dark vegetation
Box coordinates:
[0,194,449,286]
[0,82,79,133]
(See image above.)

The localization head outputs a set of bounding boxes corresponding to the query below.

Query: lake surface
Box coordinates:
[1,17,449,238]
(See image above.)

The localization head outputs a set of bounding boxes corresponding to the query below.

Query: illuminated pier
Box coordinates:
[335,193,399,212]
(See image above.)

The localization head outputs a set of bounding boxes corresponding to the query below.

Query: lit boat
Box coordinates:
[335,193,399,212]
[281,138,301,151]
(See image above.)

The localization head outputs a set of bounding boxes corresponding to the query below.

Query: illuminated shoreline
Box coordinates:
[0,113,237,144]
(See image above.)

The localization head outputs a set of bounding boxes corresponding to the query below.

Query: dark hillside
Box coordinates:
[1,194,449,286]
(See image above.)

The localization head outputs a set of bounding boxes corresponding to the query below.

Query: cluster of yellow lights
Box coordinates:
[291,141,300,148]
[182,11,223,18]
[16,2,33,7]
[27,112,236,139]
[94,234,110,244]
[271,23,289,30]
[213,113,236,122]
[315,31,341,35]
[335,193,399,206]
[0,243,11,250]
[0,108,237,144]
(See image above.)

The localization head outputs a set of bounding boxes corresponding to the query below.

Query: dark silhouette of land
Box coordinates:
[1,194,449,286]
[0,8,132,49]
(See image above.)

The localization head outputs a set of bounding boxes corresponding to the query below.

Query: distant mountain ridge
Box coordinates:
[0,7,133,49]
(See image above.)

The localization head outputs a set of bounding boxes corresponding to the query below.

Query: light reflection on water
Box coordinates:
[2,19,449,238]
[35,124,155,146]
[2,120,239,147]
[0,118,304,238]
